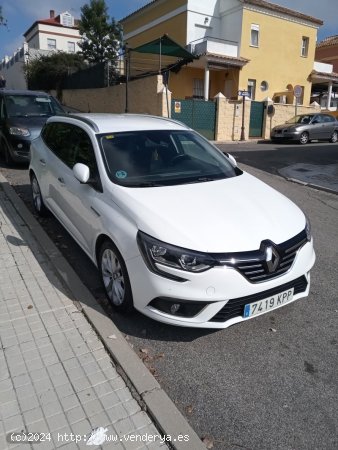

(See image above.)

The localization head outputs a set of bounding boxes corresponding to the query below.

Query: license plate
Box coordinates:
[243,288,294,318]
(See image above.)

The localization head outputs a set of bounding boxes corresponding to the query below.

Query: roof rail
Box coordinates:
[59,114,100,132]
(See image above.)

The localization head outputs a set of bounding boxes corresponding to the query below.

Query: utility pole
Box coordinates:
[125,48,129,113]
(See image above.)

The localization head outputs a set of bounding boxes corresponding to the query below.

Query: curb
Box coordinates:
[237,163,338,196]
[0,172,206,450]
[282,176,338,195]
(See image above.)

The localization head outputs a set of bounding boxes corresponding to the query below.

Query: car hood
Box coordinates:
[273,123,302,131]
[112,172,306,253]
[6,116,49,139]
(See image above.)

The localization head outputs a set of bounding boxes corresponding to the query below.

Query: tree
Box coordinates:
[78,0,122,66]
[24,52,86,94]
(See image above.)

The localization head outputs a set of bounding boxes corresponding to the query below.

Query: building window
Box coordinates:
[193,78,204,99]
[61,12,74,27]
[301,37,309,57]
[68,42,75,53]
[47,39,56,50]
[248,79,256,100]
[250,24,259,47]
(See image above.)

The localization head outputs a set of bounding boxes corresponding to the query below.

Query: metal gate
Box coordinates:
[249,101,265,137]
[171,99,216,140]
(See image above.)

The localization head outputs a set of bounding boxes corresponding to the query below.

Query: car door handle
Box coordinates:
[39,158,46,166]
[57,177,65,184]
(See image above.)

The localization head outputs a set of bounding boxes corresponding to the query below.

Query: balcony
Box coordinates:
[187,36,238,58]
[313,61,333,74]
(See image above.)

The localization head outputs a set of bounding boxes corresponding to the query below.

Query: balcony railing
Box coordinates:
[187,36,238,58]
[313,61,333,74]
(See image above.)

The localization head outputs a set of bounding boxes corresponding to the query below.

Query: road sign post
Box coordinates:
[238,90,250,141]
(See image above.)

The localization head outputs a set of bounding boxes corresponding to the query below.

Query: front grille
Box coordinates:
[213,229,308,283]
[209,276,308,323]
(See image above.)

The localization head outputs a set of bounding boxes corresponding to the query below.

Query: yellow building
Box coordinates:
[121,0,322,106]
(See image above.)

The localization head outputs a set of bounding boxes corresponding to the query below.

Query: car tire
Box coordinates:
[30,173,49,217]
[299,132,309,145]
[330,131,338,143]
[98,240,134,313]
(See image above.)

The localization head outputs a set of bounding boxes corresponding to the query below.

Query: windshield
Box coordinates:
[99,130,241,187]
[5,94,64,118]
[285,115,313,124]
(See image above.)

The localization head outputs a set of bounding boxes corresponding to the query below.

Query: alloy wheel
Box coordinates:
[330,131,338,143]
[101,248,126,306]
[31,174,48,216]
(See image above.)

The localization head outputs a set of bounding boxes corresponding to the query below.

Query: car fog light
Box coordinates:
[149,298,210,318]
[170,303,181,315]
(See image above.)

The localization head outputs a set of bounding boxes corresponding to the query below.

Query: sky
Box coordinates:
[0,0,337,58]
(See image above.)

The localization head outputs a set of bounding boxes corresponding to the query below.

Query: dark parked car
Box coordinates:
[270,113,338,144]
[0,89,64,164]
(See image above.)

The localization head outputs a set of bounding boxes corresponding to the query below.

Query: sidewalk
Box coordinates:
[0,176,204,450]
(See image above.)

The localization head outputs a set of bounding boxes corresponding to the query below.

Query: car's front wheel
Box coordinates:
[30,173,48,216]
[99,240,134,312]
[330,130,338,143]
[299,132,309,145]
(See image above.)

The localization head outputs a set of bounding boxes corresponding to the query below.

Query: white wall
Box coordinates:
[313,61,333,74]
[34,24,81,52]
[26,34,40,49]
[25,23,81,52]
[187,0,242,54]
[187,0,221,44]
[220,7,242,45]
[1,53,27,89]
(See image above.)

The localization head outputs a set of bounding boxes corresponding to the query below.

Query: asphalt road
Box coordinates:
[1,141,337,450]
[216,140,338,176]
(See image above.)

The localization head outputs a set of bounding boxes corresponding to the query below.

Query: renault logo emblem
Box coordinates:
[265,245,280,273]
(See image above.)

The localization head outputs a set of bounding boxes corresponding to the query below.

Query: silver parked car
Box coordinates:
[271,113,338,144]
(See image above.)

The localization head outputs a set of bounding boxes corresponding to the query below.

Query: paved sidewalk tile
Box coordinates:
[0,189,167,449]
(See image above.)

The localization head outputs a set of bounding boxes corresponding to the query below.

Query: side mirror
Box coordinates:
[73,163,90,184]
[224,152,237,166]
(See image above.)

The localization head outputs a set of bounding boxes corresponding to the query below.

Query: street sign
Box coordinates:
[174,101,181,113]
[238,90,250,97]
[294,85,303,98]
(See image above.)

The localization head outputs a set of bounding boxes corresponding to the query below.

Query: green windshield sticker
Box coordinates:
[116,170,127,179]
[105,135,115,139]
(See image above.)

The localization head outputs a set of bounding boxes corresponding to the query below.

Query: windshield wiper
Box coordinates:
[129,181,165,187]
[186,176,222,184]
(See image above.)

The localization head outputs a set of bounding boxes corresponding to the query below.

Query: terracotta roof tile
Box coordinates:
[317,35,338,48]
[122,0,323,27]
[311,70,338,82]
[241,0,323,25]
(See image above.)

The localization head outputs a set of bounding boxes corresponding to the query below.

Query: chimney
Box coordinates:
[50,10,55,19]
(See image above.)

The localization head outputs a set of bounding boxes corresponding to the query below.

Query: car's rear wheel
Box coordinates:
[330,131,338,143]
[299,132,309,145]
[30,173,48,216]
[99,240,134,312]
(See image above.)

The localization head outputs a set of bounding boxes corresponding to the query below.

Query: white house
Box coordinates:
[0,10,81,89]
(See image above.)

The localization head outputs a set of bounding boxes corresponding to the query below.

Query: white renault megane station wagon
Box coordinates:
[29,114,315,328]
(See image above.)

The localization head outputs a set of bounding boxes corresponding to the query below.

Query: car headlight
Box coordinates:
[137,231,215,280]
[9,127,30,137]
[305,216,312,241]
